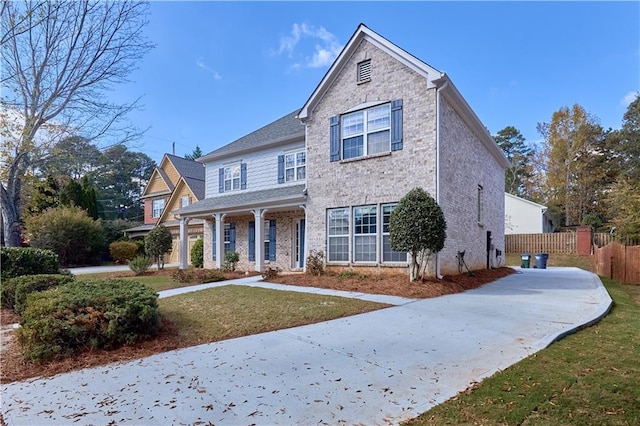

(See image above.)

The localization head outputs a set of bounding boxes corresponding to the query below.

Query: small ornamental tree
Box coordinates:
[389,187,447,281]
[145,225,173,270]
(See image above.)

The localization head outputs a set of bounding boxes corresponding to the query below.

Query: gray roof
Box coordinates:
[176,184,307,216]
[199,110,305,162]
[166,154,206,181]
[184,176,205,200]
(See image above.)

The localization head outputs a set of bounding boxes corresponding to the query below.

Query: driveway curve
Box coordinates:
[1,267,611,425]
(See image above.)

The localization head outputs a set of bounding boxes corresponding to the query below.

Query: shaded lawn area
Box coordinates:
[405,277,640,426]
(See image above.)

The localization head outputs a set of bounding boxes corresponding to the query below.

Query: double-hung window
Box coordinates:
[353,206,377,262]
[342,105,390,160]
[330,99,402,162]
[224,165,241,191]
[327,208,349,262]
[285,151,306,182]
[382,204,407,262]
[152,198,165,218]
[477,185,484,225]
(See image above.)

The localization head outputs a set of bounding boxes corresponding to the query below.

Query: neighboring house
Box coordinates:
[175,24,509,275]
[125,154,205,264]
[505,193,555,234]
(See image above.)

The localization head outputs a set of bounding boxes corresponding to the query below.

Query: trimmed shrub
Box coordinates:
[171,268,225,284]
[222,251,239,272]
[306,250,325,276]
[17,279,160,362]
[129,255,153,276]
[109,241,139,264]
[24,205,105,266]
[13,274,76,315]
[190,238,204,268]
[145,225,172,270]
[0,247,60,280]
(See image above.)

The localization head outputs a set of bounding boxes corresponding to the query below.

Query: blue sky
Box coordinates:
[112,1,640,164]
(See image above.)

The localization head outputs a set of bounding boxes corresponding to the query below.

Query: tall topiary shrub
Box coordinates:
[190,238,204,268]
[145,225,172,270]
[389,187,447,281]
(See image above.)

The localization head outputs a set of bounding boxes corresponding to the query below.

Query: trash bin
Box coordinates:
[534,253,549,269]
[520,253,531,268]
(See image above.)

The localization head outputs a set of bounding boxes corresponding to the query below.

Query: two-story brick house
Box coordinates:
[125,153,205,264]
[175,24,509,276]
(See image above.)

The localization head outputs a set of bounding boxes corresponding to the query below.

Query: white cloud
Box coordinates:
[621,91,638,107]
[277,23,342,69]
[196,57,222,80]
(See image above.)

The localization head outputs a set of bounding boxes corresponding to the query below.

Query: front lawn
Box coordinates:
[405,277,640,425]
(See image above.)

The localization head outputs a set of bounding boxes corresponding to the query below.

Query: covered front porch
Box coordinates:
[174,184,307,272]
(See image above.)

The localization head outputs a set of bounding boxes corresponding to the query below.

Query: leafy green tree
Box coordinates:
[25,176,60,217]
[493,126,534,197]
[59,176,99,220]
[145,225,173,270]
[185,146,203,161]
[608,178,640,241]
[90,145,155,220]
[25,206,105,266]
[540,104,608,227]
[39,136,102,180]
[389,187,447,281]
[0,1,153,247]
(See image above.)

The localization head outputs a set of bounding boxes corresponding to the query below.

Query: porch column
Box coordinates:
[178,217,191,269]
[253,209,265,272]
[214,213,225,269]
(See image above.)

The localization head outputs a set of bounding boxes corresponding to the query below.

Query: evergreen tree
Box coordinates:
[493,126,534,197]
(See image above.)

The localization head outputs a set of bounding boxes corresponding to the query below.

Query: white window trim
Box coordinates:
[284,150,306,183]
[327,208,350,263]
[353,205,378,264]
[341,103,391,160]
[152,198,165,218]
[381,203,408,264]
[224,164,241,192]
[181,196,190,207]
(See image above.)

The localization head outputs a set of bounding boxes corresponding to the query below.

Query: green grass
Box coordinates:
[159,285,389,345]
[406,276,640,425]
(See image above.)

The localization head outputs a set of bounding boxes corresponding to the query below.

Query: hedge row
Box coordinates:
[1,274,75,314]
[18,279,160,362]
[0,247,60,279]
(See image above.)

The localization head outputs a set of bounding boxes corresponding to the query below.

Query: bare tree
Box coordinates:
[1,0,153,246]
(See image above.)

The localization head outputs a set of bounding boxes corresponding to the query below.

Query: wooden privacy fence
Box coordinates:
[505,233,576,254]
[506,232,639,254]
[594,242,640,284]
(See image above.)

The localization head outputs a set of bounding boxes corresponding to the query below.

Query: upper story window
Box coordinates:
[278,151,306,183]
[477,184,484,225]
[152,198,165,218]
[330,99,403,162]
[357,59,371,83]
[218,163,247,193]
[181,196,190,207]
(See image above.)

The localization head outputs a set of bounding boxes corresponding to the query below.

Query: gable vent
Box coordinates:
[357,59,371,83]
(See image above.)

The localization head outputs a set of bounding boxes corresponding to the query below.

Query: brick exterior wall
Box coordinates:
[304,39,437,273]
[202,210,305,271]
[437,97,505,273]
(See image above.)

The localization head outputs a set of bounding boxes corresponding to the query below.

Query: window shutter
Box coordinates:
[277,155,285,184]
[248,221,255,261]
[391,99,403,151]
[212,223,216,260]
[240,163,247,189]
[268,220,276,261]
[218,168,224,193]
[330,115,341,162]
[229,223,236,252]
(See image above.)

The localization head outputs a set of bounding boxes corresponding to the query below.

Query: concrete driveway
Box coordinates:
[1,267,611,425]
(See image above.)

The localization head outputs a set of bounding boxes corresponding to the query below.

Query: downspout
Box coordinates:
[435,76,448,279]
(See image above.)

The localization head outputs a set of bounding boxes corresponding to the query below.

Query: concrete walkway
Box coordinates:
[1,267,611,425]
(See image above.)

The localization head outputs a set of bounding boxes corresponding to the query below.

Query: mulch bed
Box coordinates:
[0,267,514,385]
